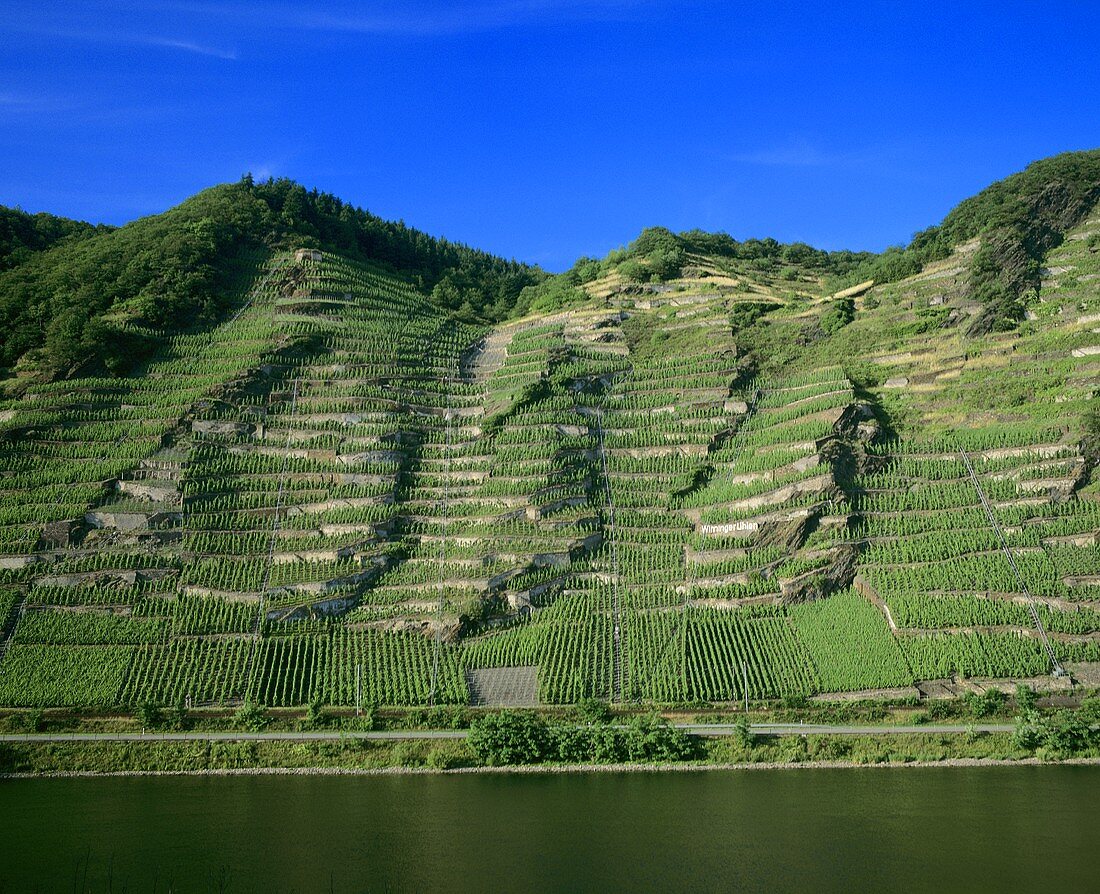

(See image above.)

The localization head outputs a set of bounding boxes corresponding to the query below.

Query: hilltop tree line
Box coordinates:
[849,149,1100,331]
[252,177,540,321]
[512,225,878,316]
[2,150,1098,382]
[0,177,541,382]
[602,149,1100,335]
[0,207,107,272]
[580,226,874,286]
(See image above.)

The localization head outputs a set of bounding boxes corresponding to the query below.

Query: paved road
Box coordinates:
[0,730,469,743]
[686,723,1015,737]
[0,723,1016,744]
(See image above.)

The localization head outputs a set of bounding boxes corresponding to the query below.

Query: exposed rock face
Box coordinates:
[192,420,253,436]
[116,480,180,503]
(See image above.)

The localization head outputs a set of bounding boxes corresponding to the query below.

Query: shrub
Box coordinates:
[590,725,627,763]
[547,724,593,763]
[515,277,588,315]
[468,710,698,766]
[732,715,757,749]
[1013,710,1046,751]
[729,301,778,332]
[1081,403,1100,466]
[618,259,647,283]
[166,698,189,731]
[391,740,426,767]
[425,742,469,770]
[780,735,810,762]
[623,713,698,761]
[1079,697,1100,725]
[574,697,611,724]
[811,736,853,761]
[354,704,377,732]
[820,297,855,336]
[303,694,325,730]
[233,700,268,732]
[424,705,470,730]
[1042,711,1095,757]
[966,688,1007,718]
[467,711,549,766]
[925,700,955,720]
[137,702,163,729]
[1014,684,1037,713]
[645,247,685,281]
[1014,709,1098,757]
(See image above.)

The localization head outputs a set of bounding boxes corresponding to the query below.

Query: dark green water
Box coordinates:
[1,767,1097,893]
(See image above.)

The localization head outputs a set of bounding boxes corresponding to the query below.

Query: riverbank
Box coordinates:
[2,727,1097,776]
[2,696,1097,776]
[5,755,1100,779]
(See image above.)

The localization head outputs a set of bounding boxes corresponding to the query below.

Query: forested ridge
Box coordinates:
[849,149,1100,331]
[3,151,1098,388]
[0,177,541,385]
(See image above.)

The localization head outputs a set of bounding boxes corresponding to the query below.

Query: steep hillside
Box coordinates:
[0,178,539,389]
[851,149,1100,333]
[0,156,1098,710]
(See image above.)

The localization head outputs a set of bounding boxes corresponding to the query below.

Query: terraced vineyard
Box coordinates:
[1,168,1098,709]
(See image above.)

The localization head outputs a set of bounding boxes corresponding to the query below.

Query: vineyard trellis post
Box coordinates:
[594,386,623,704]
[254,376,300,624]
[650,379,764,701]
[959,448,1066,677]
[724,385,763,483]
[237,257,304,702]
[428,369,454,706]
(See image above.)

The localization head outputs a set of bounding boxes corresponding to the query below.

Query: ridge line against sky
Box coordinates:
[1,0,1099,271]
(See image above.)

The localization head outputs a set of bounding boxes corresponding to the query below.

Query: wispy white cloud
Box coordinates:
[9,24,238,59]
[137,35,239,59]
[721,141,922,179]
[0,88,198,126]
[241,145,308,182]
[0,91,79,114]
[299,1,643,36]
[148,0,652,37]
[724,144,861,168]
[248,161,279,180]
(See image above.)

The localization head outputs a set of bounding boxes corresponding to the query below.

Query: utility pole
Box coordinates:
[356,663,362,716]
[742,661,748,713]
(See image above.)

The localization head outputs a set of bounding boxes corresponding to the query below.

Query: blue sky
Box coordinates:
[1,1,1098,271]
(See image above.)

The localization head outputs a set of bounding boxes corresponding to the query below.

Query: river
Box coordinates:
[1,766,1096,892]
